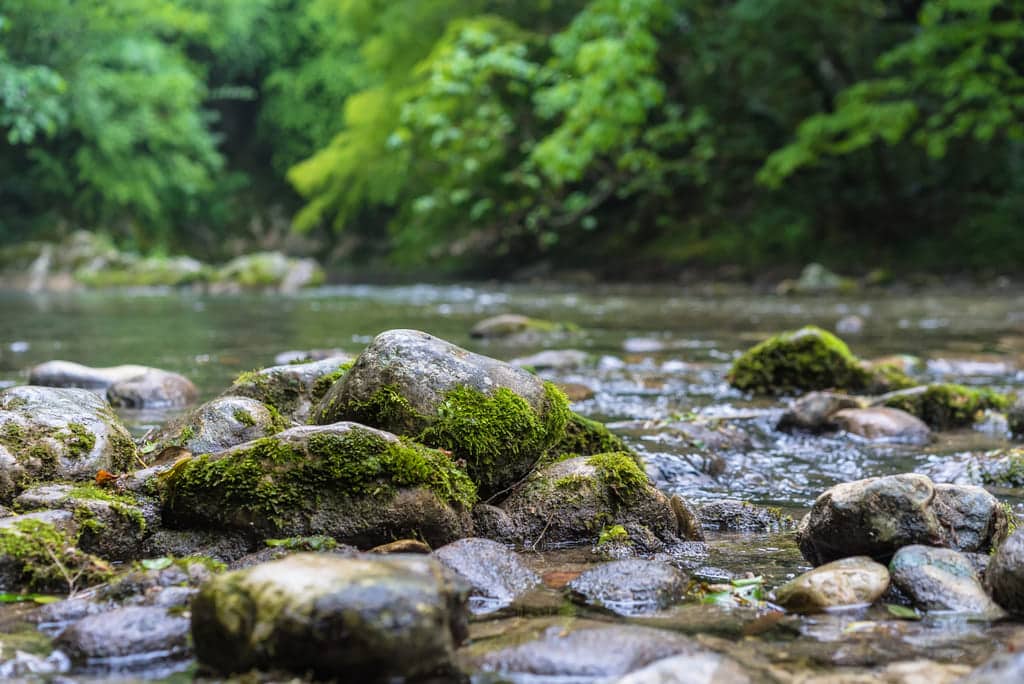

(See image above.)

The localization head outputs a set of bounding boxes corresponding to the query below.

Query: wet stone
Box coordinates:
[957,650,1024,684]
[777,391,863,433]
[773,556,890,614]
[614,652,753,684]
[830,407,931,445]
[986,529,1024,614]
[55,605,190,663]
[435,538,540,614]
[890,545,1005,617]
[567,559,688,616]
[696,500,793,533]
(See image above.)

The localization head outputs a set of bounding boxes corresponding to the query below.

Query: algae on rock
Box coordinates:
[880,383,1010,430]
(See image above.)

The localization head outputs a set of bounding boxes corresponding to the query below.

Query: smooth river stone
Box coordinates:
[773,556,889,613]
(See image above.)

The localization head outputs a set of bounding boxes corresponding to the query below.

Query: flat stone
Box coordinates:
[774,556,890,613]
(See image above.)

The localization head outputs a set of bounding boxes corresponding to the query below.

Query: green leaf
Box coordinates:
[141,557,174,571]
[885,603,921,620]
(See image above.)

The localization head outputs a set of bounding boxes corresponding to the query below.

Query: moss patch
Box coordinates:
[232,409,256,427]
[161,427,477,532]
[231,368,305,417]
[549,413,635,462]
[587,452,648,504]
[727,326,909,395]
[311,361,354,403]
[883,383,1010,430]
[0,519,113,592]
[340,385,421,434]
[597,524,629,546]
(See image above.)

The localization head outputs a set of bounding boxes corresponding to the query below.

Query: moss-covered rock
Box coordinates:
[0,386,138,501]
[728,326,913,396]
[879,384,1011,430]
[498,454,691,551]
[142,396,289,459]
[212,251,325,292]
[0,510,113,592]
[316,330,570,498]
[470,314,577,340]
[159,423,476,548]
[74,255,208,288]
[191,553,470,680]
[225,357,352,423]
[550,413,633,460]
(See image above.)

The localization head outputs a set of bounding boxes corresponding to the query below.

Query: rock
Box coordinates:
[28,360,152,390]
[551,412,634,458]
[141,529,254,564]
[567,559,688,615]
[0,386,137,499]
[315,329,570,497]
[889,545,1005,617]
[986,529,1024,614]
[777,391,864,432]
[370,538,432,554]
[106,369,198,408]
[1007,395,1024,439]
[776,263,857,296]
[469,314,573,340]
[510,349,590,370]
[435,538,540,613]
[0,510,110,592]
[159,422,475,548]
[143,396,287,457]
[952,448,1024,488]
[499,454,687,551]
[773,556,889,613]
[727,326,911,396]
[225,356,352,423]
[55,605,190,663]
[879,384,1010,430]
[830,407,931,445]
[835,315,865,335]
[695,500,793,533]
[191,553,469,680]
[470,503,518,542]
[14,483,155,561]
[213,252,325,292]
[75,255,207,288]
[957,651,1024,683]
[797,474,1007,565]
[471,623,700,679]
[0,650,70,678]
[613,652,752,684]
[273,349,351,365]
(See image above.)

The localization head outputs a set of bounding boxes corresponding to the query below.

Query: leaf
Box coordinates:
[0,593,61,604]
[141,557,174,571]
[885,603,921,620]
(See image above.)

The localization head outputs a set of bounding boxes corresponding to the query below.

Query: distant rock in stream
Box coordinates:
[29,361,197,408]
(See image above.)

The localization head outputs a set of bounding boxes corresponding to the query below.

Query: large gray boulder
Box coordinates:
[191,553,469,681]
[315,329,570,497]
[797,474,1007,565]
[499,454,690,551]
[0,386,137,500]
[225,356,351,423]
[890,545,1005,617]
[143,395,288,457]
[986,529,1024,614]
[159,422,476,548]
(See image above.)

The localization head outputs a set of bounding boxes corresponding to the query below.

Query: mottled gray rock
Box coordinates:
[105,369,197,409]
[315,329,568,497]
[956,651,1024,684]
[889,545,1004,617]
[144,395,286,456]
[212,252,324,293]
[695,500,793,533]
[191,553,469,680]
[28,360,151,390]
[0,386,137,500]
[831,407,931,445]
[986,529,1024,614]
[225,356,351,423]
[797,474,1007,565]
[55,605,190,662]
[613,652,752,684]
[435,538,540,613]
[778,391,863,432]
[500,455,686,551]
[773,557,889,613]
[511,349,590,370]
[160,423,474,548]
[274,349,352,365]
[141,528,254,564]
[473,624,700,679]
[471,504,518,542]
[567,560,688,615]
[14,483,156,561]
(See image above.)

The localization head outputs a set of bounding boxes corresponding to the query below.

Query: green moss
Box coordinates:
[548,413,636,463]
[727,326,902,395]
[264,535,338,551]
[311,361,355,402]
[232,409,256,427]
[883,383,1010,429]
[587,452,648,504]
[263,404,291,435]
[66,484,138,506]
[231,368,304,416]
[597,524,629,546]
[177,425,196,445]
[161,427,477,531]
[341,385,421,434]
[174,555,228,574]
[0,519,112,592]
[61,423,96,458]
[870,363,917,391]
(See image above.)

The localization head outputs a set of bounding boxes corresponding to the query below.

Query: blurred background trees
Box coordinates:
[1,0,1021,275]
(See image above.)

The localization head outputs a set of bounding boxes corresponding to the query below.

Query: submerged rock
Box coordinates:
[0,386,137,499]
[499,454,688,551]
[986,529,1024,614]
[727,326,911,396]
[55,605,190,663]
[143,395,288,457]
[695,500,793,533]
[470,314,574,340]
[797,474,1006,565]
[435,538,540,613]
[160,422,475,548]
[830,407,931,445]
[191,553,469,681]
[777,391,864,433]
[889,545,1004,617]
[225,356,352,423]
[315,329,570,497]
[773,556,889,613]
[106,369,198,409]
[567,559,688,615]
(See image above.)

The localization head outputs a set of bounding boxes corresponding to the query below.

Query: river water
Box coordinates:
[1,283,1023,680]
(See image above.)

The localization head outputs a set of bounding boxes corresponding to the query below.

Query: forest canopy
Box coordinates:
[1,0,1022,275]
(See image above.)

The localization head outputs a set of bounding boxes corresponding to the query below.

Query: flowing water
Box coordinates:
[2,283,1024,680]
